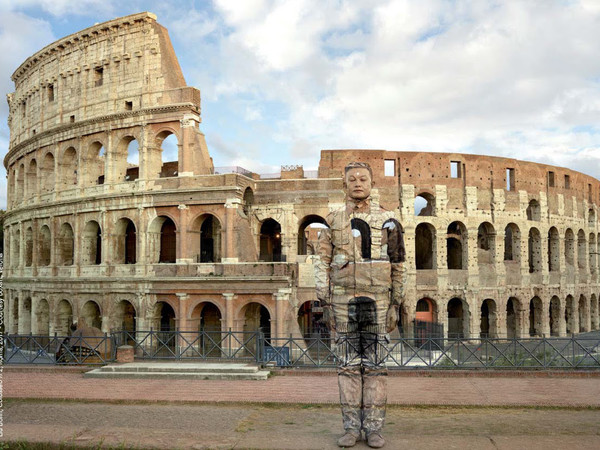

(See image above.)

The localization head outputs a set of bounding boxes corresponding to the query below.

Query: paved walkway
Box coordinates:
[5,366,600,407]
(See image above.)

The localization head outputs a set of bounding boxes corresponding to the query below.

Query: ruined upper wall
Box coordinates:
[6,12,188,147]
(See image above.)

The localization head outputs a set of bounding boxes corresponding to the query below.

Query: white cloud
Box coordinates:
[0,0,117,17]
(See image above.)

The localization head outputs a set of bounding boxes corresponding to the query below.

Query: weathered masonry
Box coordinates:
[4,12,600,342]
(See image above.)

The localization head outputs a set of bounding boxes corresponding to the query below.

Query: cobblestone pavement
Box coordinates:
[5,368,600,407]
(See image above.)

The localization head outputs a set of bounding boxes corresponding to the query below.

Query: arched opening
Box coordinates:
[529,296,543,337]
[447,298,468,338]
[243,302,271,341]
[41,153,56,194]
[159,218,177,263]
[15,163,25,204]
[115,300,136,334]
[298,300,326,339]
[27,159,37,198]
[416,298,435,323]
[565,229,575,266]
[528,227,542,273]
[115,218,137,264]
[589,208,596,228]
[590,233,597,274]
[115,136,139,182]
[506,297,521,338]
[477,222,495,265]
[36,299,50,335]
[200,215,222,262]
[84,142,105,185]
[158,132,179,178]
[414,193,435,216]
[152,301,176,331]
[12,229,21,268]
[82,221,102,265]
[578,295,588,332]
[242,187,254,217]
[577,230,586,270]
[260,219,282,262]
[191,302,222,356]
[81,300,102,329]
[480,299,497,338]
[39,225,51,266]
[57,223,75,266]
[56,300,73,336]
[61,147,78,189]
[591,294,599,331]
[415,223,436,269]
[21,297,32,334]
[526,199,540,221]
[24,227,33,267]
[549,296,561,337]
[446,222,467,270]
[548,227,560,272]
[298,215,328,256]
[565,295,576,334]
[504,223,521,262]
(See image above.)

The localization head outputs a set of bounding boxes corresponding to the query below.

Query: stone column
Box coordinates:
[176,293,190,355]
[30,293,39,334]
[178,115,200,176]
[223,293,236,331]
[223,198,240,262]
[177,204,192,263]
[467,227,479,287]
[541,299,551,337]
[17,294,26,334]
[274,289,292,339]
[558,303,567,337]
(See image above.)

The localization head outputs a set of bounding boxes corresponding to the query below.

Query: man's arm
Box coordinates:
[314,226,333,305]
[384,219,406,332]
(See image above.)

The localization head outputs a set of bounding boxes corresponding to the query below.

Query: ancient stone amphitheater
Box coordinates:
[4,12,600,342]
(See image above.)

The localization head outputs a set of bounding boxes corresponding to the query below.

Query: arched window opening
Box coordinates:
[480,299,497,338]
[15,164,25,205]
[13,229,21,268]
[243,302,271,346]
[27,159,37,198]
[506,297,521,338]
[36,299,50,335]
[577,230,586,270]
[298,300,326,339]
[504,223,521,262]
[526,199,540,221]
[200,215,222,262]
[446,222,466,270]
[529,296,543,337]
[39,225,51,266]
[82,221,102,265]
[85,142,106,185]
[447,297,468,338]
[57,223,75,266]
[528,227,542,273]
[565,295,575,334]
[61,147,78,189]
[115,218,137,264]
[41,153,55,194]
[548,227,560,272]
[160,218,177,263]
[191,302,222,356]
[56,300,73,336]
[549,296,561,337]
[81,300,102,329]
[25,227,33,267]
[565,229,575,266]
[158,132,179,178]
[114,300,136,344]
[415,298,435,323]
[477,222,495,265]
[154,301,176,332]
[414,193,435,216]
[298,215,327,256]
[243,187,254,217]
[578,295,588,333]
[589,233,597,274]
[415,223,436,269]
[126,138,139,181]
[589,208,596,229]
[260,219,282,262]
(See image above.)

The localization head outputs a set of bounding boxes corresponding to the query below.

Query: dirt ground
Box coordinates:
[3,399,600,450]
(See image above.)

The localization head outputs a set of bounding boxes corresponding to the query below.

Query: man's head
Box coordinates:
[344,162,374,201]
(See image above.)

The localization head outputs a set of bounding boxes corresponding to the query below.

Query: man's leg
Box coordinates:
[336,332,363,438]
[361,332,388,448]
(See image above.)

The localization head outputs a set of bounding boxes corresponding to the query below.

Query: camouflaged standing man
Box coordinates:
[315,162,406,448]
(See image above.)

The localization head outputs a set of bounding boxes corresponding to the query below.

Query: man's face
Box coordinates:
[345,167,373,200]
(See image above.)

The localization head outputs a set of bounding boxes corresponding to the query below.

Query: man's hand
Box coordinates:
[386,304,399,333]
[323,304,336,332]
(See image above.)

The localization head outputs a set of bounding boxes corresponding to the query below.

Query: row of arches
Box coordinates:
[415,221,600,273]
[10,131,179,206]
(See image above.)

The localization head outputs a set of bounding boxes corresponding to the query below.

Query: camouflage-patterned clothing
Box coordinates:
[315,199,405,436]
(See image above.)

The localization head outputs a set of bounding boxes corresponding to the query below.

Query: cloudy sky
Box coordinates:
[1,0,600,209]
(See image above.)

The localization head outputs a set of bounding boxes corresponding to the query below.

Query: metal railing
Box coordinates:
[4,332,600,369]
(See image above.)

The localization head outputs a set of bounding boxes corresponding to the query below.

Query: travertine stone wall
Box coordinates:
[4,14,600,343]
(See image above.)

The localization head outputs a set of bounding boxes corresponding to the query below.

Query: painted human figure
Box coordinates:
[315,162,406,448]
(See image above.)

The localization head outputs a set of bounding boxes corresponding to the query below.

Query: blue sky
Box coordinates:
[2,0,600,209]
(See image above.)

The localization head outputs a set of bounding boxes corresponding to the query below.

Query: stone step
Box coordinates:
[97,362,261,374]
[84,369,270,381]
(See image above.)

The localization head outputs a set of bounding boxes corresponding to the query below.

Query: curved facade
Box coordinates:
[4,13,600,342]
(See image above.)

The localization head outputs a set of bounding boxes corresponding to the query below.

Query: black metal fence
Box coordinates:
[4,331,600,369]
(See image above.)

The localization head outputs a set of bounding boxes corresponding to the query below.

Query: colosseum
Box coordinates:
[4,12,600,350]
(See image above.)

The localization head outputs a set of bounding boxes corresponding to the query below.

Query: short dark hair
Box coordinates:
[344,162,373,179]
